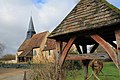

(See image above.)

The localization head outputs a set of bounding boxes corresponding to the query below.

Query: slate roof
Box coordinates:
[49,0,120,38]
[28,16,35,32]
[26,16,36,39]
[18,31,49,57]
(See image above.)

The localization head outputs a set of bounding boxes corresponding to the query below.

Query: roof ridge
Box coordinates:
[49,0,120,38]
[32,31,49,37]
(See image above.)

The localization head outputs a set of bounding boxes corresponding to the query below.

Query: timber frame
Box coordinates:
[49,0,120,80]
[56,30,120,80]
[54,29,120,80]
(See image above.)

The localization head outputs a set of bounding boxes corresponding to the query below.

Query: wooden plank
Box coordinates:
[82,45,87,53]
[66,53,109,60]
[90,43,99,53]
[59,36,76,67]
[91,35,119,69]
[115,29,120,68]
[75,44,82,54]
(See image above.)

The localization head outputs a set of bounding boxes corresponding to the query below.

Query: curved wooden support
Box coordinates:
[91,35,119,69]
[108,41,117,49]
[59,36,76,67]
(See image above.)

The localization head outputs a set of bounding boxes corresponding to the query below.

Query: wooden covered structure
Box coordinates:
[49,0,120,80]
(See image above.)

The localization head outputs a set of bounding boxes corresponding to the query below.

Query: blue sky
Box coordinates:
[0,0,119,55]
[33,0,46,4]
[107,0,120,8]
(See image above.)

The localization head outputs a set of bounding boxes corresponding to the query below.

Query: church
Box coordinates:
[16,17,56,63]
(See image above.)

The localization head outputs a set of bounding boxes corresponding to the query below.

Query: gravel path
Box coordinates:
[0,68,30,80]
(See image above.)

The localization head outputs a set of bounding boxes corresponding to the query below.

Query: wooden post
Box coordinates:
[56,37,76,80]
[115,29,120,68]
[90,43,99,53]
[91,34,118,69]
[82,45,87,53]
[82,60,90,80]
[56,41,63,80]
[81,44,89,80]
[59,36,76,67]
[75,44,82,54]
[56,41,63,55]
[23,71,26,80]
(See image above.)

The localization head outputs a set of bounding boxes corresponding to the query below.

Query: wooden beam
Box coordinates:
[91,35,118,69]
[75,44,82,54]
[66,53,109,60]
[90,43,99,53]
[81,45,88,80]
[55,41,63,80]
[56,41,63,54]
[66,55,87,60]
[59,36,76,67]
[82,45,87,53]
[115,29,120,68]
[82,60,90,80]
[108,41,117,49]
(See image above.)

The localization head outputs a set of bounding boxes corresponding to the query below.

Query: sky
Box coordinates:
[0,0,120,55]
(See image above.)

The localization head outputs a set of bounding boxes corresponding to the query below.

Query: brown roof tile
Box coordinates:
[43,39,56,51]
[18,39,31,51]
[18,31,49,57]
[49,0,120,38]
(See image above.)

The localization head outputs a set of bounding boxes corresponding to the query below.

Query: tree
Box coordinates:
[0,54,15,61]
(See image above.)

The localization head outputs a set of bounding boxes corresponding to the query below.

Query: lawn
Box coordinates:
[66,62,120,80]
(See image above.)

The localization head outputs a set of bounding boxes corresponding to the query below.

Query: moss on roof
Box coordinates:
[101,0,120,14]
[49,0,120,38]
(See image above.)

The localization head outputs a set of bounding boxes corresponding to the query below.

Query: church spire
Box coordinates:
[26,16,36,39]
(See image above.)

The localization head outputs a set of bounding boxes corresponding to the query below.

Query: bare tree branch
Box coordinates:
[0,43,5,55]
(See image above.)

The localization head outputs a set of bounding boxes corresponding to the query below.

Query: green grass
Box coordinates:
[66,62,120,80]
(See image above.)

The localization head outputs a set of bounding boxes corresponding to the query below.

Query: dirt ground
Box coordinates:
[0,68,30,80]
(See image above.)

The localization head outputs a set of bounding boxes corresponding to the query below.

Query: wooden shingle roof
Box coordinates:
[18,31,49,57]
[49,0,120,38]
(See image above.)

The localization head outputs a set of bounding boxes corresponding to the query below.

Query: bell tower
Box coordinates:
[26,16,36,39]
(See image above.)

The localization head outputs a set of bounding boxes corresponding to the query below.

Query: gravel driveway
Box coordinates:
[0,68,30,80]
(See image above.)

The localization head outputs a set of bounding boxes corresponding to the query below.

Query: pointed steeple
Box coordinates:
[26,16,36,39]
